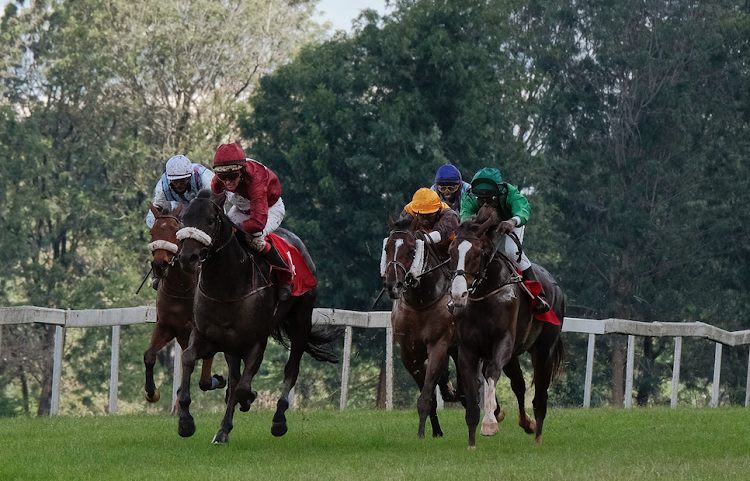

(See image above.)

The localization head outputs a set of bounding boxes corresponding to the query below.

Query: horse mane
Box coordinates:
[394,217,413,230]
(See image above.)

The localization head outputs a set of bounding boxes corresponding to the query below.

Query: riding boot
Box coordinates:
[152,277,160,291]
[261,242,293,302]
[521,266,550,315]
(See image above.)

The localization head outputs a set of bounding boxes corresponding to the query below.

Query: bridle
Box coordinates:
[384,229,450,289]
[451,232,523,296]
[176,200,234,264]
[148,215,182,269]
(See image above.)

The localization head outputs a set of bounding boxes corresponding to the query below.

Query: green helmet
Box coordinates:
[470,168,504,197]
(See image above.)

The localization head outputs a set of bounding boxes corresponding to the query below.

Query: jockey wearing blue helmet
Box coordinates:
[430,164,471,213]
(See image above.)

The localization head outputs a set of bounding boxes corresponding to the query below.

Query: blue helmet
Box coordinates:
[435,164,462,184]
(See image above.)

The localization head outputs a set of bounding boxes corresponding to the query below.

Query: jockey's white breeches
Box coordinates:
[504,225,531,271]
[227,197,285,237]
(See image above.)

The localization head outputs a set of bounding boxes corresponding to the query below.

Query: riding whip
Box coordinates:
[135,266,154,295]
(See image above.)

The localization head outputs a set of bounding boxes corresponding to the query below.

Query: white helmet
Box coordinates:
[165,155,192,180]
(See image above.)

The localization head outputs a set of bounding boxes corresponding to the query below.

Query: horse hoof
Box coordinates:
[145,388,161,403]
[468,445,476,451]
[178,418,196,438]
[535,435,542,444]
[432,430,444,438]
[481,422,499,436]
[271,422,288,437]
[522,418,537,435]
[212,432,229,444]
[496,410,506,423]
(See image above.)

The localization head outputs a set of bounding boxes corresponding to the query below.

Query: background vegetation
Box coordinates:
[1,0,749,416]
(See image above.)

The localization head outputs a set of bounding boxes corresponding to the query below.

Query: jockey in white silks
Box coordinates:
[146,154,214,228]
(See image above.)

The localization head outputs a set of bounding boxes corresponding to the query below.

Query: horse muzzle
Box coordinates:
[151,260,170,279]
[450,275,469,307]
[385,279,404,300]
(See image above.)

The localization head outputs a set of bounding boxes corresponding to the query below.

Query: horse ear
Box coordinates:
[211,190,227,206]
[386,215,395,231]
[172,203,183,217]
[149,203,161,218]
[409,213,420,232]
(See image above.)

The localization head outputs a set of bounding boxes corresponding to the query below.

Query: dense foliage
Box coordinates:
[1,0,749,415]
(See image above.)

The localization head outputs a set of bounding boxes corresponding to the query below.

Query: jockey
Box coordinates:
[460,167,550,314]
[146,154,214,228]
[399,188,459,256]
[430,164,471,214]
[210,142,292,301]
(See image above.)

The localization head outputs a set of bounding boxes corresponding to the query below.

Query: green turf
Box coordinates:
[0,407,748,480]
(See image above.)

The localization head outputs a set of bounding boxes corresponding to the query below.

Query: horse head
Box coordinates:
[176,190,232,274]
[148,203,183,279]
[382,214,427,300]
[448,205,497,307]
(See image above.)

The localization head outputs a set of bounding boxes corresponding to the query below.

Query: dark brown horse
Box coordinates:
[175,191,340,444]
[383,215,461,438]
[448,205,564,449]
[144,203,225,405]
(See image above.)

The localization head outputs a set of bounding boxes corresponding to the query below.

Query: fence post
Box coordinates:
[671,337,682,408]
[50,325,64,416]
[711,342,722,408]
[340,326,353,411]
[108,325,120,415]
[386,326,393,411]
[624,335,635,408]
[584,333,595,408]
[172,341,182,414]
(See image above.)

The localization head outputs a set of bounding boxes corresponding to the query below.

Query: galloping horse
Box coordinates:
[383,215,460,438]
[176,191,340,444]
[144,203,225,404]
[449,205,564,449]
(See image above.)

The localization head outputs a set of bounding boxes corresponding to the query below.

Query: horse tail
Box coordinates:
[272,322,344,364]
[549,337,565,384]
[305,324,344,363]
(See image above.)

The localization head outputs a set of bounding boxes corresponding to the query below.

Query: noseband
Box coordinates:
[176,201,233,263]
[149,215,182,268]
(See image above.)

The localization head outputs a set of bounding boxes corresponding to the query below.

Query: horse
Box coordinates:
[175,191,340,444]
[144,203,225,405]
[382,215,461,438]
[448,205,565,449]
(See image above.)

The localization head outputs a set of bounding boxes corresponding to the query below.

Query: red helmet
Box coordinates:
[213,143,246,172]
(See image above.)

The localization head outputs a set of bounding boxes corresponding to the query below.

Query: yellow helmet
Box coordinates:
[411,188,441,214]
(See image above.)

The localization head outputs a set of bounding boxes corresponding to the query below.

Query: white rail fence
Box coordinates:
[1,306,749,415]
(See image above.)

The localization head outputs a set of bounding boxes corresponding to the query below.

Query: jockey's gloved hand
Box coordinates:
[250,236,266,252]
[497,220,516,235]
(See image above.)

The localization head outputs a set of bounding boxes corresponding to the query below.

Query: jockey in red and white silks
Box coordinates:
[210,143,285,250]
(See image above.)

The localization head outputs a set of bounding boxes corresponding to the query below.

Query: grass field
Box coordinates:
[1,407,749,480]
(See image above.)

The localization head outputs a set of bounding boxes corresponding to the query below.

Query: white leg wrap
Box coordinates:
[481,377,499,436]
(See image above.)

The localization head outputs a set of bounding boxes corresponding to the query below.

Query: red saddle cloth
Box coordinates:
[523,280,561,326]
[266,233,317,297]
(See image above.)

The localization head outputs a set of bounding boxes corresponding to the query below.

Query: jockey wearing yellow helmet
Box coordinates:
[398,188,459,251]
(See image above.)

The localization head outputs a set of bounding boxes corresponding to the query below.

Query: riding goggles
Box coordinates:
[217,171,241,181]
[436,184,460,195]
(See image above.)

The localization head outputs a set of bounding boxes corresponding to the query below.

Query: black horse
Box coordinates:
[448,205,565,449]
[176,191,340,444]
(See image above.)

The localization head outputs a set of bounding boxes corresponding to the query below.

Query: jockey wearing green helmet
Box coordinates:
[459,167,550,314]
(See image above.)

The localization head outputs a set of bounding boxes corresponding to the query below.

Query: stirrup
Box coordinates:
[534,295,550,314]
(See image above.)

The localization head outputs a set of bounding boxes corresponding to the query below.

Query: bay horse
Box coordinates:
[382,215,461,438]
[448,205,564,449]
[175,191,340,444]
[145,203,225,405]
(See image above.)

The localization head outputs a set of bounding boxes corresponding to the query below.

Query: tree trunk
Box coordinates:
[19,368,29,416]
[36,325,55,417]
[375,363,387,409]
[636,337,658,406]
[611,337,626,407]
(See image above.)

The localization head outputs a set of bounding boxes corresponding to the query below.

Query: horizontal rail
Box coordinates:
[2,307,748,346]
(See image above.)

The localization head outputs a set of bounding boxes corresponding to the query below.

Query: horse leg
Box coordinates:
[529,336,559,444]
[198,356,226,392]
[448,346,465,407]
[399,347,429,438]
[271,340,305,437]
[504,356,535,435]
[458,346,481,450]
[212,353,242,444]
[144,323,173,403]
[481,333,514,437]
[423,344,450,438]
[233,341,266,413]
